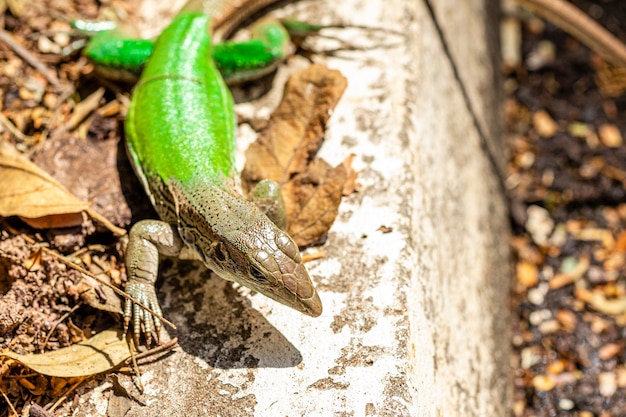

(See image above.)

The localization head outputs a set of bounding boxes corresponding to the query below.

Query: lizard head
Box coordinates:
[175,184,322,317]
[234,218,322,317]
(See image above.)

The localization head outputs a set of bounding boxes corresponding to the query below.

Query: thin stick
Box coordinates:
[0,28,61,88]
[517,0,626,67]
[12,230,176,331]
[0,386,18,417]
[47,377,88,412]
[0,112,37,144]
[41,303,82,353]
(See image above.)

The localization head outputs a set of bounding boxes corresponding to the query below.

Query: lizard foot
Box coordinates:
[124,280,162,346]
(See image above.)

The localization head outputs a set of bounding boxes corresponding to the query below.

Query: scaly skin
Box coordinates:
[81,8,291,84]
[124,9,321,343]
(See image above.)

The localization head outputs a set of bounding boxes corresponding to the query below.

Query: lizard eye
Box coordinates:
[250,265,266,282]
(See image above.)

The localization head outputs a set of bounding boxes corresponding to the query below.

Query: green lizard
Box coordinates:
[89,0,323,344]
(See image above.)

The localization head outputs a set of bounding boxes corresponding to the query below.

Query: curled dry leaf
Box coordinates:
[1,329,132,377]
[241,64,353,247]
[0,141,125,235]
[0,140,89,225]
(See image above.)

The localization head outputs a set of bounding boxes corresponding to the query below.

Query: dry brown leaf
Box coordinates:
[76,273,124,315]
[0,140,89,224]
[0,141,125,234]
[242,64,347,182]
[282,158,349,246]
[241,64,350,246]
[1,329,132,377]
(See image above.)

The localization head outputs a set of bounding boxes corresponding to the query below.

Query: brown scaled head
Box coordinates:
[240,220,322,317]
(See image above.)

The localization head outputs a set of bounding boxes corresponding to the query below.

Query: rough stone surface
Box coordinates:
[73,0,510,415]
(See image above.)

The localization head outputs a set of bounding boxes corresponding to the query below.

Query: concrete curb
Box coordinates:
[77,0,510,415]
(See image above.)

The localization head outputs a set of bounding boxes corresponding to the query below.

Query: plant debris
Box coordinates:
[507,0,626,415]
[241,64,355,247]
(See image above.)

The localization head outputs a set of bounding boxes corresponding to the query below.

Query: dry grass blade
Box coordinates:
[517,0,626,66]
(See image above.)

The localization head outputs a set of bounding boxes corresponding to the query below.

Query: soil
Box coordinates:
[507,0,626,416]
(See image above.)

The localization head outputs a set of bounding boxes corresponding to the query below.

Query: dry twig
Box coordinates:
[517,0,626,67]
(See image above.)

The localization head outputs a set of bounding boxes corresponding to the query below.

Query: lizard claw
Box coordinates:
[124,280,163,346]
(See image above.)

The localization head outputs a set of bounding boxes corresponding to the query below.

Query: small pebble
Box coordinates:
[528,283,549,305]
[50,21,71,47]
[526,205,554,246]
[38,36,62,54]
[555,310,577,331]
[558,398,575,411]
[546,360,565,374]
[538,319,560,334]
[567,121,592,137]
[532,375,555,391]
[520,346,542,369]
[598,123,623,147]
[526,41,555,71]
[529,309,552,325]
[598,343,621,360]
[599,372,617,397]
[517,261,538,288]
[532,109,559,137]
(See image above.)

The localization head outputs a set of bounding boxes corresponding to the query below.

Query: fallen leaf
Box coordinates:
[0,141,89,224]
[1,329,132,377]
[341,153,360,195]
[76,273,124,315]
[0,141,125,235]
[0,329,131,378]
[241,64,350,246]
[282,158,349,246]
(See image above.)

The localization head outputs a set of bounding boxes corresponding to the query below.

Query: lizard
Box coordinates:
[83,0,324,344]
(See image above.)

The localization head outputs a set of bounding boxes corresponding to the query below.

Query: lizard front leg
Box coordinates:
[248,179,287,230]
[125,220,184,345]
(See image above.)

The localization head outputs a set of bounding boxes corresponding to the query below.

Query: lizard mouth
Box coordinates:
[300,291,323,317]
[245,275,323,317]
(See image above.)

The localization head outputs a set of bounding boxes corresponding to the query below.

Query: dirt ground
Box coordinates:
[507,0,626,415]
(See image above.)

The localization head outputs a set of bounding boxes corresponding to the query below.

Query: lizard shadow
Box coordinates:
[157,258,304,369]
